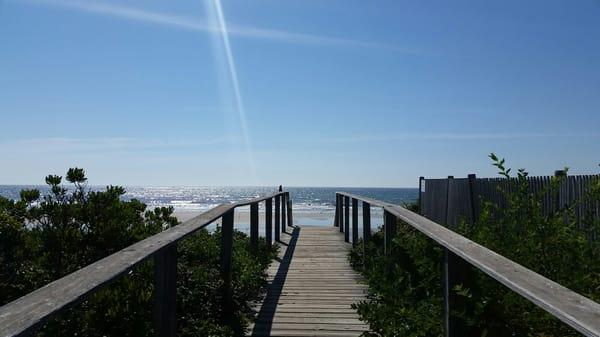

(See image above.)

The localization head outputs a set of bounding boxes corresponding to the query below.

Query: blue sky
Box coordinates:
[0,0,599,187]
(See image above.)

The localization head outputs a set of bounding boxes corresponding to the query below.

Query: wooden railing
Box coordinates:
[0,191,293,337]
[335,192,600,337]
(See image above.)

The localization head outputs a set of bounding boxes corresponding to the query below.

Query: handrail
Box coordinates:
[0,191,292,337]
[335,192,600,337]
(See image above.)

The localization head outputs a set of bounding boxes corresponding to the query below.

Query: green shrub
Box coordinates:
[351,212,444,337]
[0,168,278,337]
[350,155,600,337]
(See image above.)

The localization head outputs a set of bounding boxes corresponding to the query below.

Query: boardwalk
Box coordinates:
[248,226,368,337]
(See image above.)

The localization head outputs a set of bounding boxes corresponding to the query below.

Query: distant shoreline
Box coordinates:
[173,208,386,229]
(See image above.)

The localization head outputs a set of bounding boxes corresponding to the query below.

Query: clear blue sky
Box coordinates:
[1,0,599,187]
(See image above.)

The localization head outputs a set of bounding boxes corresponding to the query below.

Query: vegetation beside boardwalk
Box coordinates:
[350,155,600,337]
[0,168,278,337]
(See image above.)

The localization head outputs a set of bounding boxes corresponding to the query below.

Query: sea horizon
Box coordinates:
[0,185,418,228]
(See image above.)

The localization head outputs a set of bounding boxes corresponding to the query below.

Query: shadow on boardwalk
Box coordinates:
[250,227,300,335]
[248,226,368,337]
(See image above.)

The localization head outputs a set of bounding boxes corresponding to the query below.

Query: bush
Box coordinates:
[0,168,278,337]
[350,155,600,337]
[350,212,444,337]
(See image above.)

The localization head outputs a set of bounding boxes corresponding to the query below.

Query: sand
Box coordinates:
[173,208,385,229]
[173,209,336,226]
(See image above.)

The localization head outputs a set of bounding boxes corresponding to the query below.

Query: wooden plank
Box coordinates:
[248,227,368,337]
[250,329,363,337]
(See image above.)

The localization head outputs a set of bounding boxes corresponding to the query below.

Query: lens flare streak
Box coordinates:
[212,0,256,182]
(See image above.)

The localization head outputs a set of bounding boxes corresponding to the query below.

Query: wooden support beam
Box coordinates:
[443,176,469,337]
[362,202,371,244]
[274,195,281,241]
[333,194,339,227]
[338,194,343,233]
[266,198,272,248]
[384,210,396,255]
[287,197,293,227]
[282,194,287,230]
[154,245,177,337]
[250,202,259,250]
[220,210,234,323]
[344,196,350,242]
[352,198,358,246]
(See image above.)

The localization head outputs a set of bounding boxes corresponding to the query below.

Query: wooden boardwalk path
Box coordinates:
[248,226,368,337]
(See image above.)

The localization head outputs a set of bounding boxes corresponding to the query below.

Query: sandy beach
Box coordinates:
[174,209,336,226]
[173,208,386,237]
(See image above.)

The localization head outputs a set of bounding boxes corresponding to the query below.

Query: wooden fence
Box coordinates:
[0,191,293,337]
[335,192,600,337]
[419,173,600,230]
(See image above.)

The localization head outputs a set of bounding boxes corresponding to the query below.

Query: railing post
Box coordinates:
[443,176,468,337]
[383,210,396,255]
[287,194,293,227]
[344,196,350,242]
[281,193,287,230]
[352,198,358,246]
[274,195,281,241]
[220,210,234,323]
[338,194,344,233]
[266,198,272,248]
[362,202,371,244]
[250,202,259,250]
[362,202,371,266]
[334,194,340,227]
[154,245,177,337]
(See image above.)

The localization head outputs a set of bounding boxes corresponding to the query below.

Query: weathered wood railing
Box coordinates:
[335,192,600,337]
[0,191,293,337]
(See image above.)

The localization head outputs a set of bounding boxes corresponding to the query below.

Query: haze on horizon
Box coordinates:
[0,0,599,187]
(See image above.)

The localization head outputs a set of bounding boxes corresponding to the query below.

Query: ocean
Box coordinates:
[0,185,418,230]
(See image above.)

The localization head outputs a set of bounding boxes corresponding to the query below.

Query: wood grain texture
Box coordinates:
[247,226,368,337]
